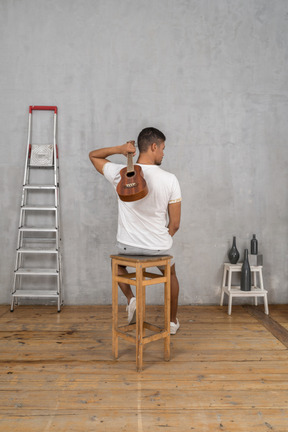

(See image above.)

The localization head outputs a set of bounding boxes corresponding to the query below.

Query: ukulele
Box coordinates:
[116,152,148,202]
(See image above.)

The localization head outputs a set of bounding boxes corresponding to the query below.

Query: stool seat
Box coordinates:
[220,262,269,315]
[111,254,172,371]
[111,254,172,262]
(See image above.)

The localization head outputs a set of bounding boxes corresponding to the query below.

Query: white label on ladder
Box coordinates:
[30,145,53,166]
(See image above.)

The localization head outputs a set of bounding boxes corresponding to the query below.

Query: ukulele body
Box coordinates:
[117,164,148,202]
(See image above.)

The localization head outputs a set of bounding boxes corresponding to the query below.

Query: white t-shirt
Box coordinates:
[103,162,181,250]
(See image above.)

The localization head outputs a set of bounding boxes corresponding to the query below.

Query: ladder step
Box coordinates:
[15,268,58,275]
[28,165,55,170]
[19,238,57,243]
[21,205,57,211]
[17,247,58,254]
[19,227,57,232]
[12,290,59,298]
[23,185,57,190]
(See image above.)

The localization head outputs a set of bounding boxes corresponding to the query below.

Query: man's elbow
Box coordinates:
[174,217,181,231]
[173,223,180,234]
[169,222,180,236]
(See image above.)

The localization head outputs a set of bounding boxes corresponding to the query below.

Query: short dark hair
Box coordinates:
[137,127,166,153]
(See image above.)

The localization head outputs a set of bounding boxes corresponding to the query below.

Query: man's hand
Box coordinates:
[89,141,137,175]
[120,140,136,156]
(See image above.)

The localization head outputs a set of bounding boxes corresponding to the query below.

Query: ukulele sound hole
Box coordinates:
[126,171,135,178]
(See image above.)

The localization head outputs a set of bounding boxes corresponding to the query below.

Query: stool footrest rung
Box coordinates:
[144,322,163,333]
[117,321,164,334]
[115,272,168,286]
[119,272,137,280]
[115,330,136,344]
[142,276,167,286]
[118,323,136,332]
[143,330,169,345]
[115,275,137,285]
[143,271,163,279]
[115,321,167,345]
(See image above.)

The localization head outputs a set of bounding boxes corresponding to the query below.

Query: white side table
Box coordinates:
[220,263,269,315]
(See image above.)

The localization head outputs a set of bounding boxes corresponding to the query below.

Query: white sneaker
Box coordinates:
[126,297,136,324]
[170,318,180,335]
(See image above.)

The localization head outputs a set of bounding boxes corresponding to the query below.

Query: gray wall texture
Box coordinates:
[1,0,288,306]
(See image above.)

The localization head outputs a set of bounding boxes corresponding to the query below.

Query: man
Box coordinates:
[89,127,181,334]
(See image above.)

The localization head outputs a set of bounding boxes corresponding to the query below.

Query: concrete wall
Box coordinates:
[1,0,288,306]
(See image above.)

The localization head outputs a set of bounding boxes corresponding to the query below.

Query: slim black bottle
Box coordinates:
[228,236,240,264]
[241,249,251,291]
[251,234,258,255]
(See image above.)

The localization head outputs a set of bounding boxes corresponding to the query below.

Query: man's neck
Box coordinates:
[137,154,156,165]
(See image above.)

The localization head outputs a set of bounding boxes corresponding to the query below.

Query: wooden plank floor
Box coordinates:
[0,304,288,431]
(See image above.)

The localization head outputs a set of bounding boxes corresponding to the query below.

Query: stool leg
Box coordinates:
[142,280,146,336]
[228,294,232,315]
[264,293,269,315]
[136,263,144,372]
[112,260,119,359]
[259,269,269,315]
[164,260,171,361]
[259,269,264,291]
[227,269,232,315]
[253,271,258,306]
[220,266,227,306]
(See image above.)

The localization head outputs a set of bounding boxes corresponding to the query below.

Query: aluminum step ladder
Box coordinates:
[11,106,63,312]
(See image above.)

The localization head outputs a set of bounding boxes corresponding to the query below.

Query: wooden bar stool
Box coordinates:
[111,254,172,372]
[220,262,269,315]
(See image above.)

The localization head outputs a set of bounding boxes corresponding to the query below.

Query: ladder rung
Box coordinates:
[23,185,57,190]
[28,165,55,170]
[12,290,59,298]
[19,227,57,232]
[17,247,58,254]
[21,205,57,211]
[20,238,57,243]
[15,268,58,275]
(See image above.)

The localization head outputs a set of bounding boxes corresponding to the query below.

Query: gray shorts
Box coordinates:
[116,242,175,266]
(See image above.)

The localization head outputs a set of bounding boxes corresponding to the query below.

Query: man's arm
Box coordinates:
[167,201,181,237]
[89,141,136,175]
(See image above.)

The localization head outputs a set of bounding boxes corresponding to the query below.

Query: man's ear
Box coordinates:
[151,142,158,152]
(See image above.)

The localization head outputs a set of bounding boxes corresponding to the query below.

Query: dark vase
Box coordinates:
[241,249,251,291]
[228,236,240,264]
[251,234,258,255]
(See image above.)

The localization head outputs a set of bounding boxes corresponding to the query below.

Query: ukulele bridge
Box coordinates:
[125,182,137,188]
